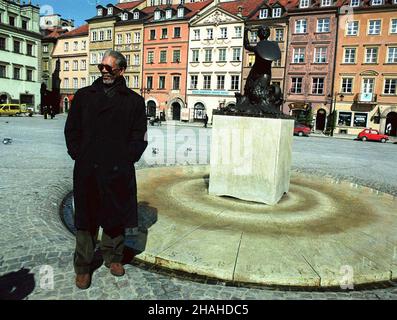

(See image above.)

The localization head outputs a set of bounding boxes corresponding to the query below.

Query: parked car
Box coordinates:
[294,123,311,136]
[0,104,33,117]
[357,128,389,143]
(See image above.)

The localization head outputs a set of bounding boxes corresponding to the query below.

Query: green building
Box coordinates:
[0,0,41,111]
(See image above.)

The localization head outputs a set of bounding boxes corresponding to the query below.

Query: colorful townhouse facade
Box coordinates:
[334,0,397,136]
[0,0,41,111]
[142,0,214,120]
[52,24,89,113]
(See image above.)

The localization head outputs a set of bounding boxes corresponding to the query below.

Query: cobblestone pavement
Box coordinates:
[0,115,397,300]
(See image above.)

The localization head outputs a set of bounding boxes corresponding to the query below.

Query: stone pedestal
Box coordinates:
[209,115,294,205]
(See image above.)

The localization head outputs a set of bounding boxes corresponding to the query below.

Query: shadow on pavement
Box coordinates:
[0,268,35,300]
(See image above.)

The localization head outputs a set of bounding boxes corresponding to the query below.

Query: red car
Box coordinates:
[357,128,389,143]
[294,123,311,136]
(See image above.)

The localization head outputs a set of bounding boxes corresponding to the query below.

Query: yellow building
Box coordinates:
[52,24,89,112]
[334,2,397,136]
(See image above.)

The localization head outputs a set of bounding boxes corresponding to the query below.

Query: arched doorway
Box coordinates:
[147,101,156,117]
[385,112,397,136]
[64,97,69,113]
[172,102,181,120]
[194,102,205,121]
[0,93,8,104]
[316,109,326,131]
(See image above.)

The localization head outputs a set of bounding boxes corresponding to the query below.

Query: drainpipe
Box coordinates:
[282,16,289,114]
[329,8,339,137]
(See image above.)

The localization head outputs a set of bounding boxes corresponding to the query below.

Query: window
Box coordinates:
[205,49,212,62]
[365,47,378,63]
[233,48,241,61]
[231,75,240,91]
[295,19,307,33]
[134,54,140,66]
[173,76,180,90]
[350,0,360,6]
[248,54,255,67]
[217,75,225,90]
[154,11,161,21]
[344,48,356,63]
[207,28,213,40]
[160,50,167,63]
[203,75,211,90]
[341,78,353,93]
[81,78,86,88]
[192,49,199,62]
[13,67,21,80]
[98,52,104,62]
[64,61,69,71]
[22,20,28,30]
[368,20,381,35]
[73,60,78,71]
[117,34,123,45]
[387,47,397,63]
[178,8,184,18]
[147,76,153,89]
[275,29,284,41]
[384,79,397,94]
[73,41,78,51]
[81,60,87,70]
[174,27,181,38]
[122,13,128,21]
[126,33,132,44]
[371,0,383,5]
[133,76,139,88]
[0,65,6,78]
[107,29,112,40]
[43,44,48,53]
[166,9,172,19]
[391,19,397,34]
[64,78,69,89]
[218,48,226,62]
[235,26,242,38]
[97,8,103,16]
[293,48,305,63]
[190,75,198,89]
[291,77,303,93]
[73,78,78,89]
[134,12,139,20]
[220,27,227,39]
[259,9,268,19]
[26,69,33,81]
[43,60,49,71]
[273,8,282,18]
[193,29,200,40]
[173,50,181,63]
[300,0,310,8]
[362,78,374,93]
[338,112,352,126]
[150,30,156,40]
[134,32,141,43]
[92,31,97,42]
[27,43,33,56]
[64,42,69,52]
[90,53,97,64]
[108,7,113,15]
[159,76,166,89]
[9,16,15,26]
[13,40,20,53]
[346,21,359,36]
[321,0,331,5]
[317,18,330,33]
[353,113,367,127]
[312,78,325,94]
[148,51,154,64]
[99,31,104,41]
[125,54,130,67]
[314,47,327,63]
[90,76,96,84]
[0,38,6,52]
[161,28,168,39]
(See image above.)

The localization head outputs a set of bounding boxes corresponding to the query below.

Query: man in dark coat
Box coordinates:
[64,50,148,289]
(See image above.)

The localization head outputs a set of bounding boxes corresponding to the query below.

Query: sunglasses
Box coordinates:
[97,64,120,75]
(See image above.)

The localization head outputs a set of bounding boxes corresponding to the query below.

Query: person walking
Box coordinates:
[64,50,148,290]
[204,114,208,128]
[43,105,48,120]
[386,122,392,135]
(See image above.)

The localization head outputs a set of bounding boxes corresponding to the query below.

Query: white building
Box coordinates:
[186,4,245,123]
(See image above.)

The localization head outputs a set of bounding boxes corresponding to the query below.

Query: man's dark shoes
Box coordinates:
[75,273,91,290]
[105,262,125,277]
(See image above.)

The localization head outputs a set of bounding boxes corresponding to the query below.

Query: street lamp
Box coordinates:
[327,92,344,137]
[140,87,151,115]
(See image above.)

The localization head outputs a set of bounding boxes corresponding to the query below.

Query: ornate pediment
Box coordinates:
[193,9,241,27]
[360,70,379,76]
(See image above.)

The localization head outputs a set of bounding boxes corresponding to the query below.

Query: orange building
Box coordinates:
[141,1,213,120]
[334,1,397,136]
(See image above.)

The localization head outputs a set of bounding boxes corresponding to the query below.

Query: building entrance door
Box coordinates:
[172,102,181,120]
[316,109,326,131]
[385,112,397,137]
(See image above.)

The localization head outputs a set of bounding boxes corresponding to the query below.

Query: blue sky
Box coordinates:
[38,0,118,27]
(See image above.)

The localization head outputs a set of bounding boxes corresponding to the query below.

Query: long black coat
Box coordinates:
[64,77,148,232]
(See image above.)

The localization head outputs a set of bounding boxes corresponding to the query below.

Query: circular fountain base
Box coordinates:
[134,165,397,288]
